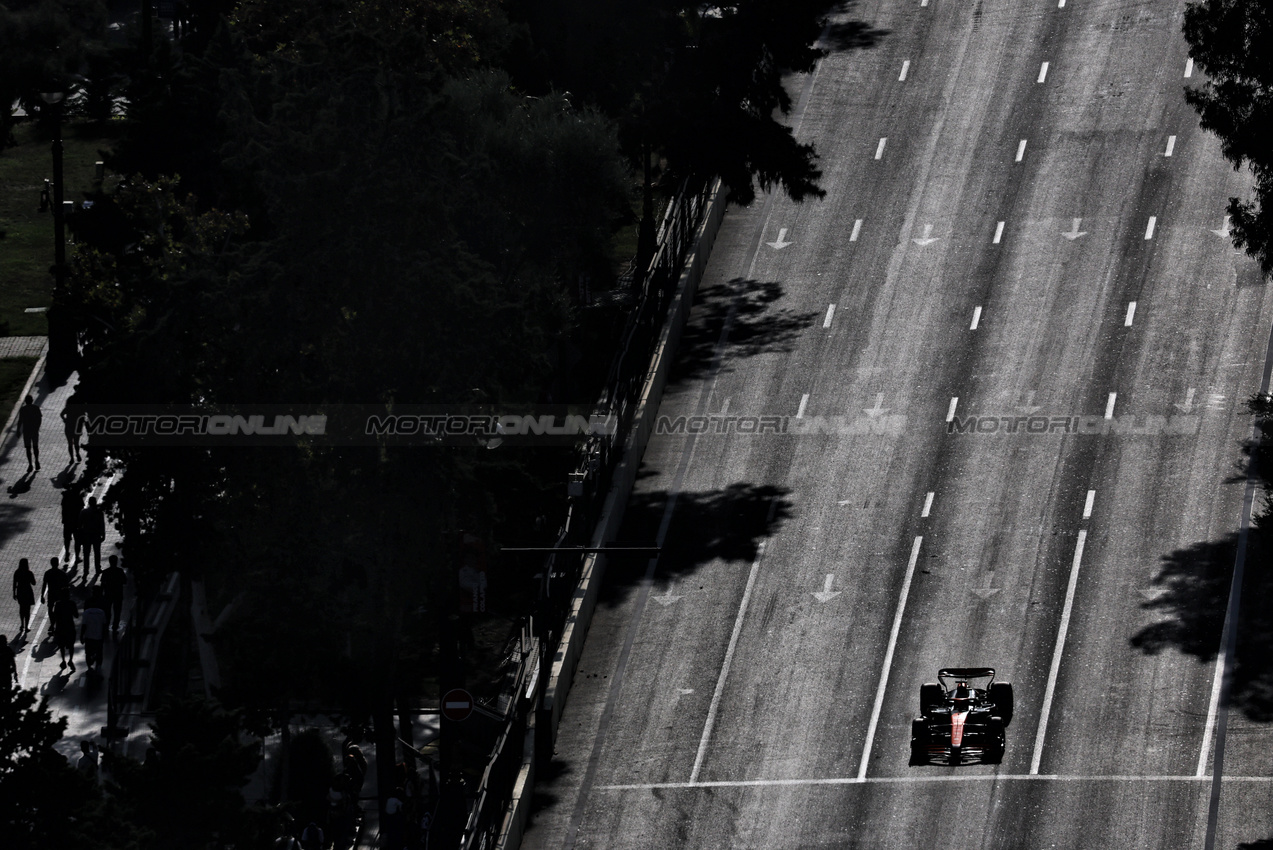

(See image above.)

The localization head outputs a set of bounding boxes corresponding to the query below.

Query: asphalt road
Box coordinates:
[522,1,1273,848]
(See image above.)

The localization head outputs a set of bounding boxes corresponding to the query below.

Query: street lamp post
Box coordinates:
[40,90,75,385]
[40,91,65,286]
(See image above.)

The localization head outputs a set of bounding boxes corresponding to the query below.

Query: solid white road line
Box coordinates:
[1038,62,1049,83]
[1016,139,1027,162]
[1125,301,1137,327]
[1145,216,1157,239]
[899,60,910,82]
[858,536,923,779]
[601,774,1273,791]
[970,306,982,330]
[946,397,959,422]
[1083,489,1095,519]
[875,138,887,160]
[1165,135,1176,157]
[690,500,778,783]
[797,393,809,419]
[1031,529,1087,774]
[993,221,1004,244]
[823,304,836,328]
[1105,392,1117,419]
[850,219,863,241]
[1185,57,1194,78]
[921,492,934,518]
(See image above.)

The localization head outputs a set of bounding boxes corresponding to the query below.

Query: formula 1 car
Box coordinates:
[910,667,1013,765]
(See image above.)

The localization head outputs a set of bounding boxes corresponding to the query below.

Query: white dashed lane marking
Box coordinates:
[993,221,1004,244]
[875,138,887,160]
[1165,135,1176,156]
[1016,139,1028,162]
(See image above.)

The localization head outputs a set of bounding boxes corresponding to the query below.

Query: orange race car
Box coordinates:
[910,667,1013,765]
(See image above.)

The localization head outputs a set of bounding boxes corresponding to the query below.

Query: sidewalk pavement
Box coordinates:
[0,347,146,765]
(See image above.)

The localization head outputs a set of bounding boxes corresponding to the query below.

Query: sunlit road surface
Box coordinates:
[522,1,1273,848]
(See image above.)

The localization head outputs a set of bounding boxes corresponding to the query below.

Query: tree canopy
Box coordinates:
[1184,0,1273,276]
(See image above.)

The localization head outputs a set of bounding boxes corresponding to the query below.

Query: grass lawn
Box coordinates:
[0,120,120,337]
[0,357,37,426]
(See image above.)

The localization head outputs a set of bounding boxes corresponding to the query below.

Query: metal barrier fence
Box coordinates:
[455,178,714,849]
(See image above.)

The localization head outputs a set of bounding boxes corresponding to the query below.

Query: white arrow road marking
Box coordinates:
[993,221,1004,244]
[875,138,887,160]
[865,394,888,418]
[1175,388,1196,413]
[1165,135,1176,157]
[823,304,836,328]
[1063,218,1087,240]
[971,571,1000,599]
[1145,216,1157,240]
[767,228,794,249]
[813,574,842,603]
[1016,139,1028,162]
[921,492,934,518]
[913,224,939,246]
[653,589,683,606]
[1083,490,1096,519]
[1105,392,1117,419]
[1212,215,1231,239]
[850,219,863,241]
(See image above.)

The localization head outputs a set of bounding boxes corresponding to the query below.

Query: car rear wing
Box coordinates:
[937,667,995,680]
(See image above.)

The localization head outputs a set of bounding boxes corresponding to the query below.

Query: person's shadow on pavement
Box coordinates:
[6,469,35,498]
[30,634,59,663]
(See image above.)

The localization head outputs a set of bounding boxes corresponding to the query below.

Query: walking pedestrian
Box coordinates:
[40,557,69,608]
[100,555,126,632]
[17,395,41,472]
[12,558,36,633]
[61,487,82,563]
[81,594,107,670]
[77,740,99,778]
[51,594,77,672]
[61,395,83,463]
[79,496,106,574]
[0,635,17,692]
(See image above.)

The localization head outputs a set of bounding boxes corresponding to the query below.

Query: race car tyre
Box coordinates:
[920,683,943,714]
[989,682,1014,724]
[950,746,961,766]
[984,717,1005,762]
[910,718,928,760]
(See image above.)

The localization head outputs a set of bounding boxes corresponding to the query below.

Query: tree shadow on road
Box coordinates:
[598,482,793,608]
[1130,528,1273,722]
[821,2,890,53]
[670,279,820,385]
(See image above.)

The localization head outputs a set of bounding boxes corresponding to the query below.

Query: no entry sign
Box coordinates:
[442,688,474,722]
